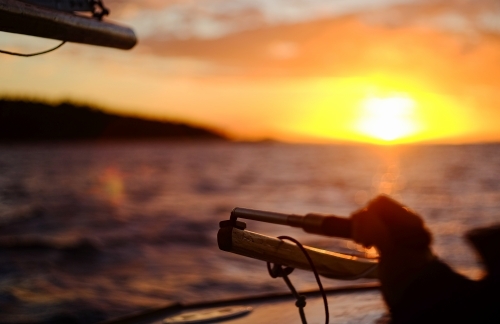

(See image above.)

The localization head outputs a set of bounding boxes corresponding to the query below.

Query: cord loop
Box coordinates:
[266,236,329,324]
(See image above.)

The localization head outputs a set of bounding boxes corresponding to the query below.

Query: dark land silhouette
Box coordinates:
[0,99,227,142]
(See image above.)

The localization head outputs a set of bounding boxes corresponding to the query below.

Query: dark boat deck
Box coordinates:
[101,283,388,324]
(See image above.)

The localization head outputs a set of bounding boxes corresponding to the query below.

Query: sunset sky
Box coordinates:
[1,0,500,144]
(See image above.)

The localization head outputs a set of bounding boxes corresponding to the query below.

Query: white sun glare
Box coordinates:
[357,96,417,142]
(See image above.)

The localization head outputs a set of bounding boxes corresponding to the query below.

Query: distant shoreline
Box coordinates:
[0,99,227,143]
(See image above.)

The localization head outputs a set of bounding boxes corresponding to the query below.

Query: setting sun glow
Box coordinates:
[357,96,418,143]
[2,0,498,145]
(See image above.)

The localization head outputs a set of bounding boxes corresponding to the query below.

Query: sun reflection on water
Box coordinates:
[98,167,125,206]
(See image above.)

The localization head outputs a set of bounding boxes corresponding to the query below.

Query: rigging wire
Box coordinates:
[267,235,330,324]
[0,41,66,57]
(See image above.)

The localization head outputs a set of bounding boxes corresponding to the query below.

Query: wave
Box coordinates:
[0,236,100,256]
[0,205,45,226]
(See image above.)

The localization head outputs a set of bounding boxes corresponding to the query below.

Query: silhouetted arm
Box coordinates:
[349,196,482,323]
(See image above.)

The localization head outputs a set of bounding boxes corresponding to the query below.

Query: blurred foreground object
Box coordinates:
[218,209,378,280]
[0,0,136,50]
[352,196,500,323]
[218,225,378,280]
[219,209,379,324]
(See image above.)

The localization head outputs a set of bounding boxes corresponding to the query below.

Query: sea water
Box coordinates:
[0,142,499,323]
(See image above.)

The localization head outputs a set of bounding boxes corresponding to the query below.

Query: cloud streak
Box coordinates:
[108,0,418,39]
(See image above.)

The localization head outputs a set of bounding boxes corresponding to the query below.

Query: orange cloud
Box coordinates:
[3,0,500,144]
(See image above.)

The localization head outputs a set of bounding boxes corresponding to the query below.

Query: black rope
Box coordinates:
[0,41,66,57]
[267,235,329,324]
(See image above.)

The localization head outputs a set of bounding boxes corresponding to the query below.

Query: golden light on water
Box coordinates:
[357,96,418,143]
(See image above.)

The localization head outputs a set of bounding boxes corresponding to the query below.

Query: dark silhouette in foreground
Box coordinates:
[350,196,500,323]
[0,99,226,142]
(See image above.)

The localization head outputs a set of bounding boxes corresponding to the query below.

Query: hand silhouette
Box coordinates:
[351,195,435,308]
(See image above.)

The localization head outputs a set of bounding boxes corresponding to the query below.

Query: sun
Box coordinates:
[357,96,418,143]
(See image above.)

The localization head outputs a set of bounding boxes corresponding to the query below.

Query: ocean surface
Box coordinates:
[0,142,499,323]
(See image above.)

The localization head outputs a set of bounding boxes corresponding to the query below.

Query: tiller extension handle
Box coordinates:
[230,207,352,239]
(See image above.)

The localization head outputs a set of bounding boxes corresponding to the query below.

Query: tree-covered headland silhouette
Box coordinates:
[0,99,227,142]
